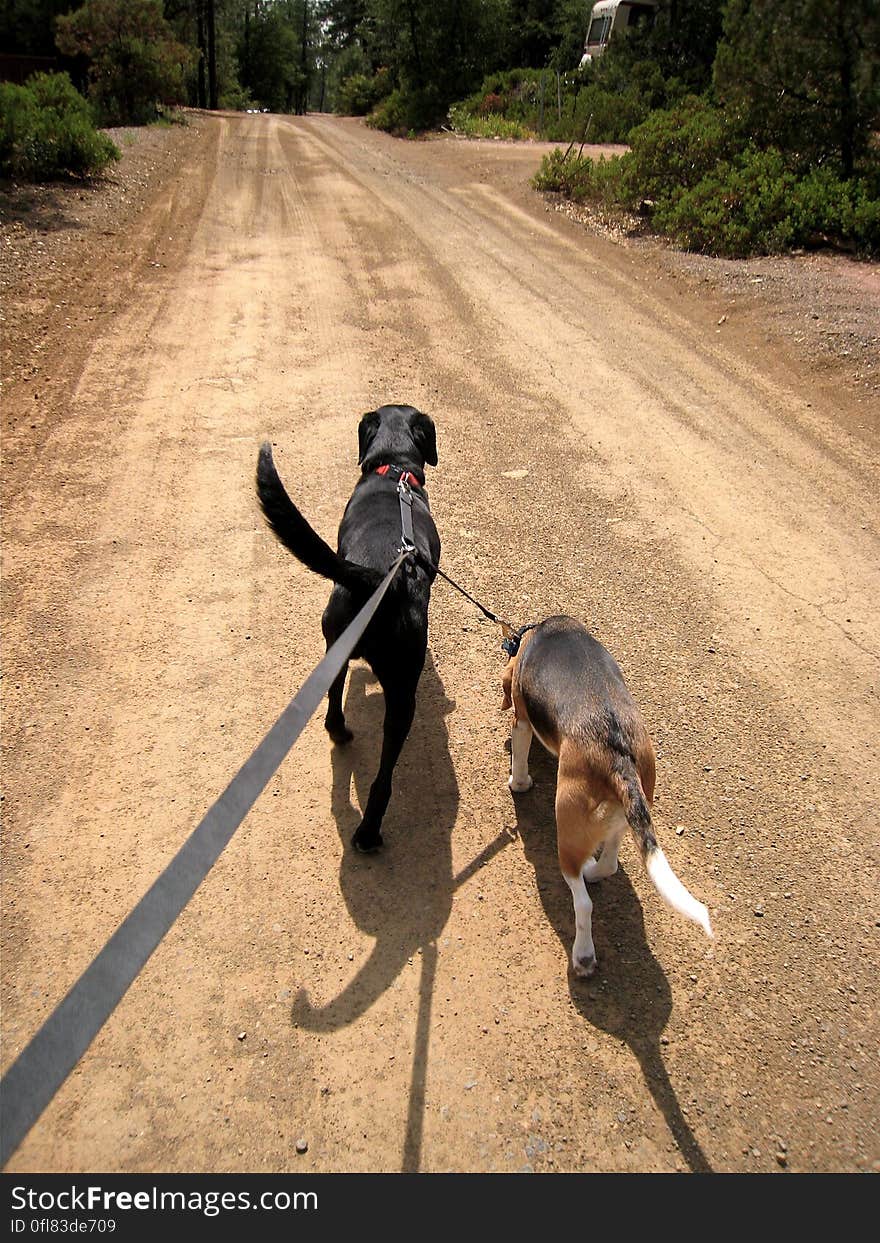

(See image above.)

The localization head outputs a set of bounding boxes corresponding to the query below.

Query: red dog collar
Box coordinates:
[375,464,423,489]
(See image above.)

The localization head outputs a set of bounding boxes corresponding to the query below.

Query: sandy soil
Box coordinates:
[1,112,878,1174]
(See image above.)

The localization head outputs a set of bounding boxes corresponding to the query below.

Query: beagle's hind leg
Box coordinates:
[581,804,628,882]
[556,753,609,977]
[562,870,596,978]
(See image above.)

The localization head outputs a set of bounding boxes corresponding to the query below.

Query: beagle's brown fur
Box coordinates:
[503,616,712,978]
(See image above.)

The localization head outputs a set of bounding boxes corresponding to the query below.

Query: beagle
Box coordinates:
[502,615,713,977]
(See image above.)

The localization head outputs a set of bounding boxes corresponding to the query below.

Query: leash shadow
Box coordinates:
[289,651,460,1170]
[511,744,713,1174]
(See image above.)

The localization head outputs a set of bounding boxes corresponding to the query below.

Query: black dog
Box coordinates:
[256,404,441,852]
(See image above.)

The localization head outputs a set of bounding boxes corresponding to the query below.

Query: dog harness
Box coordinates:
[501,622,540,659]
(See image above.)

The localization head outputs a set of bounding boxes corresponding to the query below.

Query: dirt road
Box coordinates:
[2,113,878,1174]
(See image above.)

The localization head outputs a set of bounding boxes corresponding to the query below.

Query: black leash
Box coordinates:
[393,473,517,637]
[0,549,412,1168]
[426,558,514,631]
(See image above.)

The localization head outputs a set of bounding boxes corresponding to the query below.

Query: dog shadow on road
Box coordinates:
[291,654,458,1026]
[290,652,512,1170]
[512,743,713,1175]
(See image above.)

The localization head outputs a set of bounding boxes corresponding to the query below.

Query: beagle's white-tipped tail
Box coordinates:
[646,848,714,938]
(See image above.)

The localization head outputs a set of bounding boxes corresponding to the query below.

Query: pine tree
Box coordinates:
[713,0,880,176]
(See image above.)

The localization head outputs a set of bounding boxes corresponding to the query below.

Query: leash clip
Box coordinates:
[501,632,521,659]
[501,621,537,659]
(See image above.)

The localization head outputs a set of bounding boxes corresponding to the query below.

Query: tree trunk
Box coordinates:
[836,0,855,177]
[207,0,218,110]
[196,0,207,109]
[405,0,424,79]
[299,0,310,115]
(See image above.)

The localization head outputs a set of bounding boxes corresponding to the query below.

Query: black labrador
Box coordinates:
[256,404,441,852]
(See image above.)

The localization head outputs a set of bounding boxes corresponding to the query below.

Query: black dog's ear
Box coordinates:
[411,410,438,467]
[357,410,381,464]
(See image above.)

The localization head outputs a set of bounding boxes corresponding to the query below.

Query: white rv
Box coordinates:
[580,0,658,65]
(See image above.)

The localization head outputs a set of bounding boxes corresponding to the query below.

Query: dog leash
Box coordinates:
[0,550,412,1168]
[386,469,529,653]
[428,558,515,634]
[396,472,417,553]
[423,555,538,656]
[423,551,538,659]
[389,474,520,644]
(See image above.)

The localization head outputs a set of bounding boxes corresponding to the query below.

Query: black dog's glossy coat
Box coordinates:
[256,404,441,852]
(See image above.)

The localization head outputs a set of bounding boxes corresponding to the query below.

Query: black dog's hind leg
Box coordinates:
[322,593,354,744]
[325,661,353,744]
[352,678,418,853]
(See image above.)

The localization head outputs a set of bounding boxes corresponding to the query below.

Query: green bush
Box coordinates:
[56,0,191,127]
[789,166,880,254]
[454,69,544,125]
[620,97,742,205]
[532,146,624,207]
[654,147,800,256]
[446,104,534,140]
[220,82,257,113]
[337,68,392,117]
[0,72,120,181]
[365,85,443,136]
[671,155,880,259]
[365,88,410,135]
[447,60,683,145]
[534,119,880,257]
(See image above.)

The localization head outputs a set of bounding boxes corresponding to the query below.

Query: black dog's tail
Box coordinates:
[256,442,382,595]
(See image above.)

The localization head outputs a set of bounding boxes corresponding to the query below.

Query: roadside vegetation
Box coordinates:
[2,1,877,256]
[446,60,679,145]
[532,2,880,257]
[0,71,119,180]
